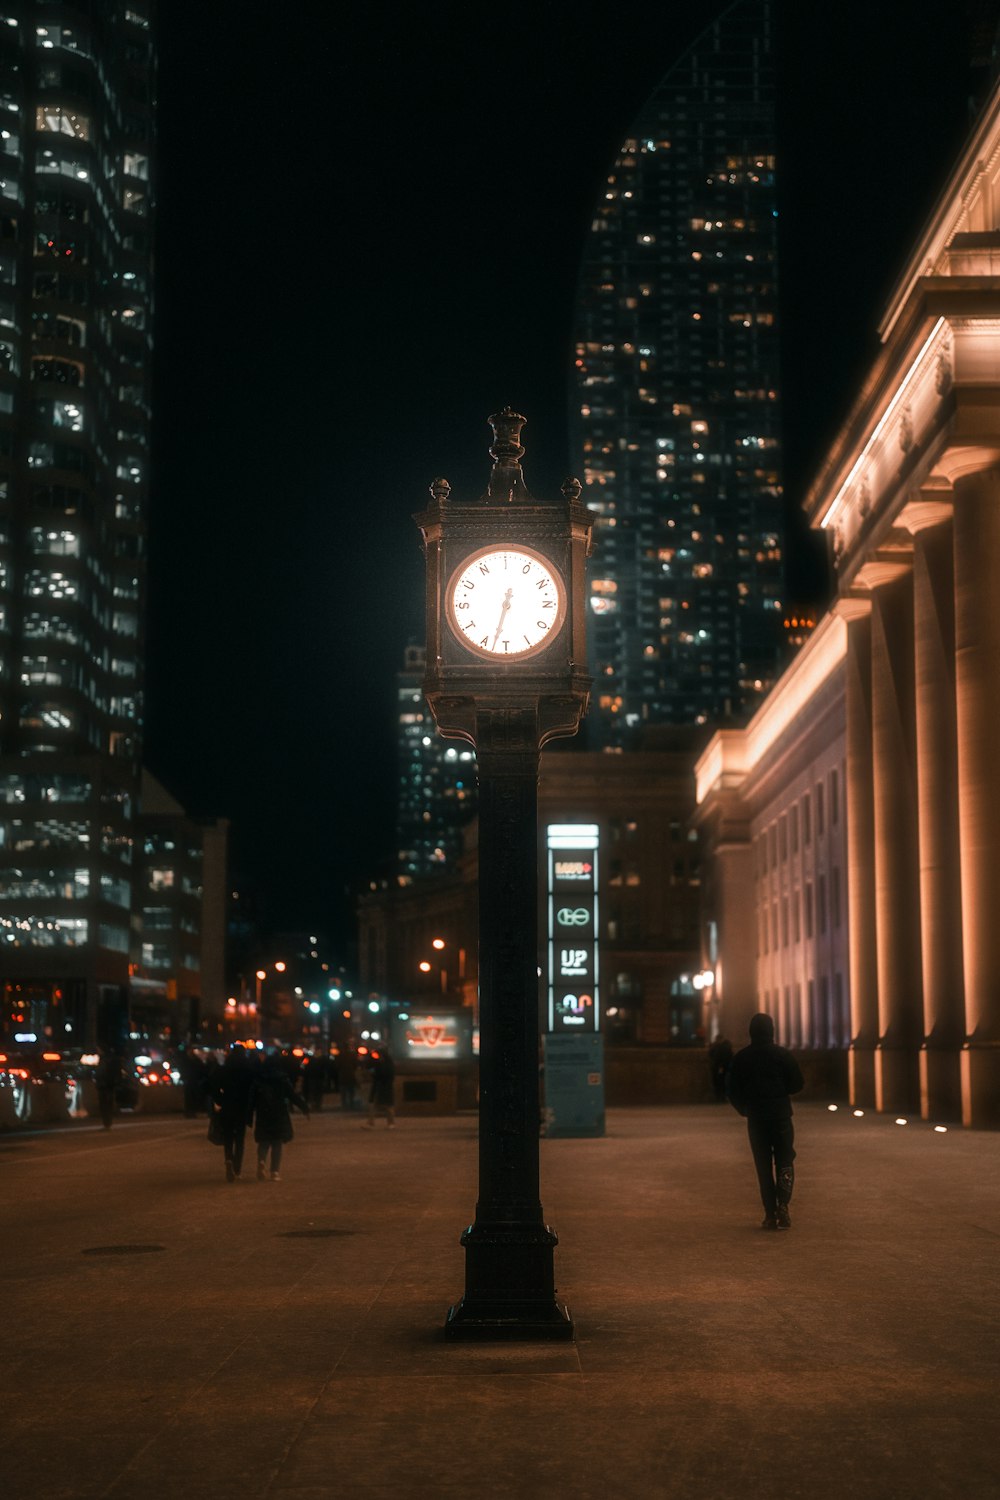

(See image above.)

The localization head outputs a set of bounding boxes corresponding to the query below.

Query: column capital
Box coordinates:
[929,444,1000,487]
[897,496,954,535]
[853,557,912,590]
[833,595,873,620]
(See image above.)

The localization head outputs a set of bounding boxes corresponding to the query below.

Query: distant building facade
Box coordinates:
[572,0,783,741]
[395,644,477,884]
[362,733,702,1047]
[131,771,228,1041]
[696,76,1000,1127]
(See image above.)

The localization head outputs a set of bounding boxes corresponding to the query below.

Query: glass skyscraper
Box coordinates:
[0,2,155,1044]
[573,0,783,743]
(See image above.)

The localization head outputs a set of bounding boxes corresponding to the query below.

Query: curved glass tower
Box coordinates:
[573,0,783,743]
[0,2,155,1042]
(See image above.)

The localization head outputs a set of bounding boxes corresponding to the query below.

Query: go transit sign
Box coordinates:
[546,823,600,1032]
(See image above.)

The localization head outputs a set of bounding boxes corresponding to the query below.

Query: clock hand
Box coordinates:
[491,588,514,648]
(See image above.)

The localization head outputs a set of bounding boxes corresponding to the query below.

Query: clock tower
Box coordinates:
[415,408,593,1339]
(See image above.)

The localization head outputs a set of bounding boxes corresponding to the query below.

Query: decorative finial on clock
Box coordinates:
[484,407,532,503]
[429,476,451,504]
[561,477,583,503]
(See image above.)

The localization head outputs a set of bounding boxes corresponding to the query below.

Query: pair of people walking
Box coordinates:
[209,1045,309,1182]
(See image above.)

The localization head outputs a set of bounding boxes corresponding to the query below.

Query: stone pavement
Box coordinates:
[3,1102,998,1500]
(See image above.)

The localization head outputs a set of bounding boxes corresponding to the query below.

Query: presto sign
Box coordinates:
[546,823,600,1032]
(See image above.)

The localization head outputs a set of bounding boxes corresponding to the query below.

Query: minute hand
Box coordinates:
[491,588,514,648]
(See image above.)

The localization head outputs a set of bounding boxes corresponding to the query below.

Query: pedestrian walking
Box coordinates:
[727,1012,804,1230]
[708,1035,734,1103]
[94,1047,124,1130]
[209,1044,256,1182]
[253,1053,309,1180]
[365,1045,396,1129]
[303,1050,327,1111]
[179,1046,209,1118]
[337,1047,361,1112]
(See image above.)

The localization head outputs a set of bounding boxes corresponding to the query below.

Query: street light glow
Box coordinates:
[432,938,446,950]
[419,961,432,973]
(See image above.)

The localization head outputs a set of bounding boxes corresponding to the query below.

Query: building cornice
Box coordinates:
[695,612,847,805]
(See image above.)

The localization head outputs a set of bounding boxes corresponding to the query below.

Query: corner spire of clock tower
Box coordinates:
[483,407,533,503]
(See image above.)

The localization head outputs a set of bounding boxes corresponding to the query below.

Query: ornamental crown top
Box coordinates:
[483,407,532,503]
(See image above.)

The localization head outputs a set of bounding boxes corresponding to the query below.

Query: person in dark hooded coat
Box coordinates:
[209,1044,257,1182]
[727,1012,804,1230]
[253,1054,309,1180]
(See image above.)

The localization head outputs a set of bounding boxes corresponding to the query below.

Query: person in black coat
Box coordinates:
[254,1055,309,1180]
[727,1012,804,1230]
[365,1046,396,1129]
[94,1048,124,1130]
[209,1044,256,1182]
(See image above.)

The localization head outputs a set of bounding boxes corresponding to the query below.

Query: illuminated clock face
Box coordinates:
[447,545,567,660]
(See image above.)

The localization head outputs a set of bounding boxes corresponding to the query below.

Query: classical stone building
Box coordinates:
[696,78,1000,1128]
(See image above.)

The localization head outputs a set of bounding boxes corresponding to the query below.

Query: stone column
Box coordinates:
[907,511,964,1121]
[870,572,922,1114]
[953,468,1000,1127]
[842,603,878,1108]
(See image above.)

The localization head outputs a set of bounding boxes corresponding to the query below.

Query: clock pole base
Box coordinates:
[444,1298,574,1342]
[443,1221,575,1342]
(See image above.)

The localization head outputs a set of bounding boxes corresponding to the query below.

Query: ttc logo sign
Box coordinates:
[556,907,590,928]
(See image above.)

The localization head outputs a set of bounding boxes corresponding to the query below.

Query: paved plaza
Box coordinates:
[3,1102,998,1499]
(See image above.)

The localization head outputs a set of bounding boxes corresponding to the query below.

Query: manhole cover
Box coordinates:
[82,1244,165,1256]
[279,1229,356,1239]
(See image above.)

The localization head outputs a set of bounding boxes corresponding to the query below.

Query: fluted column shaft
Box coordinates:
[871,574,922,1113]
[953,469,1000,1126]
[844,610,878,1108]
[912,520,964,1121]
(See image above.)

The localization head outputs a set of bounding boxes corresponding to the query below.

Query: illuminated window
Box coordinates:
[20,701,74,732]
[35,106,90,140]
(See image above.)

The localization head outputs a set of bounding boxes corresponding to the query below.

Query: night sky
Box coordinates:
[144,1,985,956]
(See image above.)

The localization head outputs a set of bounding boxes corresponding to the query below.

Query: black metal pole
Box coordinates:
[445,719,572,1339]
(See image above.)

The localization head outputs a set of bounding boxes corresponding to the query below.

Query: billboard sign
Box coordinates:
[389,1009,473,1064]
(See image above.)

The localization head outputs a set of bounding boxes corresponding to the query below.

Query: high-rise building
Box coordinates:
[395,644,477,885]
[573,0,784,743]
[0,3,156,1046]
